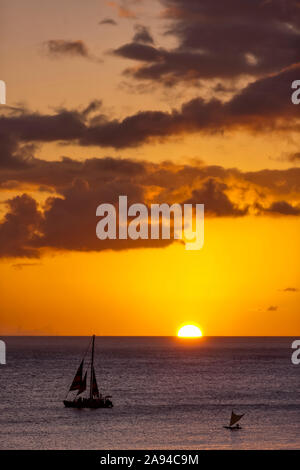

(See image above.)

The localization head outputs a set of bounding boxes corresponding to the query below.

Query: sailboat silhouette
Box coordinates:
[223,410,244,429]
[63,335,113,409]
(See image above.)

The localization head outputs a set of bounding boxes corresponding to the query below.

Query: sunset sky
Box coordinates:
[0,0,299,335]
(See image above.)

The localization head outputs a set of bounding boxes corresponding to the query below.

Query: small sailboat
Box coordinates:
[223,410,244,430]
[63,335,113,409]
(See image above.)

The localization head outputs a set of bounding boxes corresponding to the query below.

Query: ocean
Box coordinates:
[0,336,299,450]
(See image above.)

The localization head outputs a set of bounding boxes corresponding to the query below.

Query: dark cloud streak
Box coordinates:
[1,64,300,151]
[43,40,102,63]
[113,0,300,85]
[99,18,118,26]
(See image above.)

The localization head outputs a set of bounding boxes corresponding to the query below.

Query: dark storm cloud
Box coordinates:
[261,200,300,216]
[0,132,35,169]
[99,18,118,26]
[282,287,299,292]
[1,64,299,150]
[242,167,300,195]
[114,43,161,62]
[0,108,86,143]
[133,25,154,44]
[114,0,300,85]
[184,178,248,217]
[0,173,173,258]
[0,151,300,258]
[1,153,300,201]
[0,194,42,258]
[0,155,146,193]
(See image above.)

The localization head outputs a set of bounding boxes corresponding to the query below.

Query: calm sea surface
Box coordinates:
[0,336,299,449]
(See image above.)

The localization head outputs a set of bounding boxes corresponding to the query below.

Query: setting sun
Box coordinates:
[178,325,203,338]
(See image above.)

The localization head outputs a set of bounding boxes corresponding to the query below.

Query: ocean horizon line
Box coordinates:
[1,334,298,338]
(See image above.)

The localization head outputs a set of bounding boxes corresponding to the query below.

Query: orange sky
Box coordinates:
[0,0,299,335]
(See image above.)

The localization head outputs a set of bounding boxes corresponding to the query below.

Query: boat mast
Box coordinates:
[90,335,95,400]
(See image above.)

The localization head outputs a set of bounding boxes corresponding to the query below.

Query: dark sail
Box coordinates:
[69,360,84,391]
[77,371,87,395]
[63,335,113,409]
[230,411,244,427]
[92,367,100,398]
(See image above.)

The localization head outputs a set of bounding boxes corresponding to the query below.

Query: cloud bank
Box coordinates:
[0,153,299,258]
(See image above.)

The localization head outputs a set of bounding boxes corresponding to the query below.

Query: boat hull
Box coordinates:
[63,399,113,409]
[223,426,242,430]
